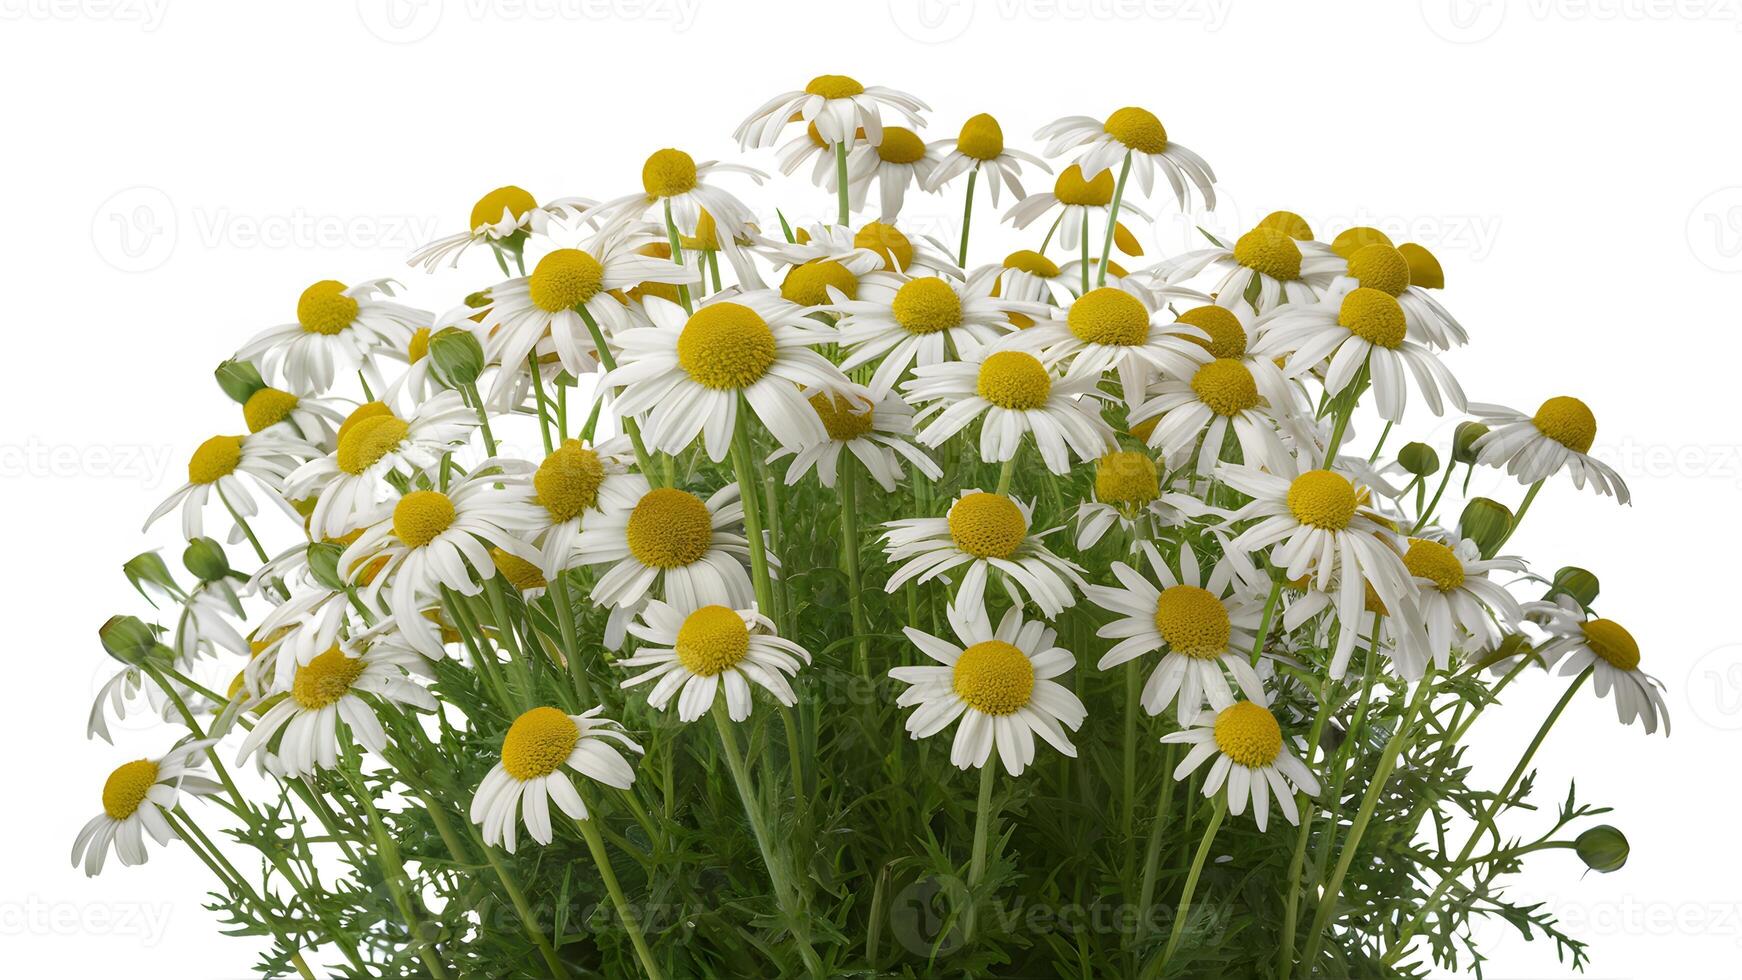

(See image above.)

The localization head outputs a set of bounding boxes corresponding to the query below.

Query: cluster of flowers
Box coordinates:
[79,74,1659,978]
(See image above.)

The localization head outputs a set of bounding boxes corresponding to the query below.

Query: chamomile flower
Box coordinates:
[995,284,1206,408]
[1072,450,1204,549]
[1253,287,1467,422]
[1280,576,1433,680]
[1037,107,1217,210]
[1152,224,1339,312]
[524,436,641,580]
[71,739,222,876]
[236,385,348,448]
[762,220,962,279]
[1528,600,1668,734]
[966,249,1076,308]
[925,113,1050,205]
[882,490,1086,616]
[1084,541,1269,721]
[833,271,1040,398]
[773,249,889,308]
[891,602,1085,776]
[619,602,812,722]
[734,74,929,149]
[145,428,310,540]
[1129,315,1300,475]
[236,279,429,395]
[846,126,943,219]
[772,389,942,491]
[604,292,856,461]
[1161,700,1320,830]
[903,348,1115,474]
[471,706,642,853]
[1320,240,1467,350]
[1005,165,1151,253]
[584,148,766,248]
[1400,535,1525,669]
[1468,397,1630,503]
[407,186,595,271]
[236,641,435,777]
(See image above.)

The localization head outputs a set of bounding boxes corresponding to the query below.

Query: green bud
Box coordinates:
[214,359,268,404]
[1550,566,1600,607]
[100,615,158,666]
[428,326,485,388]
[1398,442,1440,477]
[182,537,232,583]
[1472,631,1534,671]
[122,550,183,606]
[1452,421,1489,465]
[1574,825,1629,873]
[306,541,346,592]
[1459,497,1513,558]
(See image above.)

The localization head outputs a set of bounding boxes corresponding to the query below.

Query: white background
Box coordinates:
[3,0,1740,976]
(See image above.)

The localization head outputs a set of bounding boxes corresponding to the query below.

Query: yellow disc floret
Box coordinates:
[1054,165,1116,207]
[1533,396,1598,454]
[1095,451,1159,505]
[1233,227,1302,281]
[1003,249,1061,278]
[675,605,752,677]
[1403,538,1465,592]
[393,490,455,548]
[1287,469,1358,530]
[1068,287,1150,346]
[780,259,858,305]
[1177,305,1247,359]
[1191,358,1261,416]
[810,392,875,441]
[1337,287,1408,348]
[1103,107,1168,153]
[1346,243,1412,296]
[1398,243,1445,289]
[297,280,358,336]
[805,74,864,99]
[528,248,606,313]
[855,221,914,271]
[1154,585,1232,658]
[292,646,366,710]
[1581,618,1639,671]
[952,639,1035,715]
[337,401,392,444]
[101,759,159,820]
[1213,701,1283,767]
[1257,210,1315,241]
[491,548,547,592]
[677,302,778,390]
[470,186,537,231]
[336,413,409,475]
[501,706,581,780]
[957,113,1004,160]
[641,148,699,197]
[876,127,926,165]
[948,492,1027,559]
[892,276,962,334]
[188,435,243,485]
[625,488,713,569]
[975,350,1053,410]
[535,440,606,523]
[1330,226,1394,260]
[243,388,299,433]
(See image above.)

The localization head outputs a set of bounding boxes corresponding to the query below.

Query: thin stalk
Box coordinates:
[1494,478,1545,552]
[1155,796,1227,974]
[834,142,851,226]
[342,770,450,979]
[1413,460,1459,532]
[464,382,498,457]
[964,760,998,943]
[576,815,664,980]
[839,452,871,681]
[661,198,694,315]
[1250,577,1283,665]
[1276,679,1339,980]
[1136,745,1179,940]
[576,306,658,480]
[1097,154,1132,286]
[957,166,978,266]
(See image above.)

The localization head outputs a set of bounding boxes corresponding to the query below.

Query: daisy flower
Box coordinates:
[1280,576,1434,681]
[1072,450,1205,550]
[734,73,928,149]
[1152,224,1339,312]
[762,219,962,279]
[1468,397,1630,503]
[882,489,1085,616]
[773,248,890,308]
[145,428,310,540]
[890,602,1086,776]
[924,113,1050,206]
[471,706,642,853]
[235,279,429,395]
[1084,540,1269,721]
[71,739,222,876]
[525,436,641,580]
[1005,165,1150,254]
[995,284,1206,408]
[772,389,942,492]
[618,602,812,723]
[603,292,856,462]
[1527,599,1668,734]
[584,148,766,249]
[1161,700,1320,831]
[1253,287,1467,422]
[845,126,942,220]
[407,185,595,271]
[1321,239,1467,350]
[903,347,1115,475]
[237,384,348,448]
[1036,107,1216,210]
[832,271,1039,398]
[1400,535,1525,669]
[235,640,436,777]
[966,249,1076,308]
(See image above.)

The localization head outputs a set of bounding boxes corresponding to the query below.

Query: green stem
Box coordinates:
[1156,795,1226,973]
[964,760,998,943]
[1097,154,1132,287]
[1414,460,1459,532]
[957,166,978,267]
[1137,744,1178,939]
[839,452,871,681]
[473,831,568,977]
[661,198,694,315]
[576,815,664,980]
[728,406,777,613]
[527,354,556,455]
[1250,576,1283,665]
[464,382,498,457]
[1494,478,1545,552]
[216,484,269,565]
[343,770,450,979]
[834,142,851,226]
[1276,680,1339,980]
[577,306,659,481]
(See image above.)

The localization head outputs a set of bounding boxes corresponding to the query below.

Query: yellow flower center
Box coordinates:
[952,639,1035,716]
[337,401,392,442]
[1287,469,1358,530]
[876,127,926,165]
[677,302,779,390]
[1233,227,1302,281]
[1346,243,1411,296]
[1257,210,1315,241]
[535,440,606,523]
[1067,287,1150,346]
[957,113,1004,160]
[470,185,537,231]
[1177,305,1247,359]
[892,276,962,335]
[243,388,299,433]
[810,392,875,441]
[1398,243,1445,289]
[297,280,358,336]
[1533,396,1598,454]
[407,327,431,363]
[1191,358,1261,416]
[780,259,859,305]
[1337,287,1408,348]
[975,350,1053,410]
[683,209,720,251]
[1003,249,1060,278]
[1154,585,1232,658]
[188,435,243,485]
[336,413,410,475]
[947,492,1027,559]
[855,221,915,271]
[1095,451,1159,505]
[1404,538,1465,592]
[393,490,456,548]
[292,646,367,710]
[1330,226,1395,260]
[491,548,547,592]
[528,248,606,313]
[1054,165,1116,207]
[626,488,713,569]
[1214,701,1282,767]
[675,605,752,677]
[101,760,159,820]
[1103,106,1168,153]
[501,706,581,780]
[805,74,864,99]
[1582,619,1639,671]
[642,148,699,197]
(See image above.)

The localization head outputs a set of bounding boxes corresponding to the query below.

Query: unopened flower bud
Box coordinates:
[1550,566,1600,607]
[182,537,232,583]
[214,359,268,405]
[1452,421,1489,465]
[1575,825,1629,873]
[1398,442,1440,477]
[100,615,158,666]
[428,326,485,388]
[1459,497,1512,558]
[306,541,346,592]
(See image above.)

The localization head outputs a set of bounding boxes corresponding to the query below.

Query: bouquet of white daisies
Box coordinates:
[83,76,1657,979]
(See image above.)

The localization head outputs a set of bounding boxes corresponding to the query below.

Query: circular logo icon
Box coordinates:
[1686,643,1742,731]
[358,0,443,44]
[1420,0,1506,43]
[888,874,969,957]
[91,186,176,273]
[1687,187,1742,273]
[889,0,975,44]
